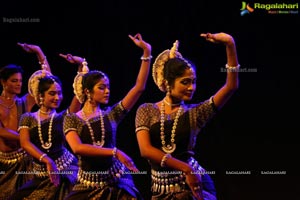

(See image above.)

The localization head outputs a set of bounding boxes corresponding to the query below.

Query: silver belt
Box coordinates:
[151,157,205,194]
[77,159,126,188]
[33,149,76,177]
[0,148,27,165]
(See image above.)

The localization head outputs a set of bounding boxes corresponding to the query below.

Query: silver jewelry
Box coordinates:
[39,109,55,115]
[81,108,105,147]
[140,55,153,61]
[39,153,47,162]
[112,147,117,158]
[193,186,201,191]
[0,93,13,100]
[38,109,56,150]
[163,98,183,107]
[160,153,172,167]
[0,99,15,109]
[160,100,183,153]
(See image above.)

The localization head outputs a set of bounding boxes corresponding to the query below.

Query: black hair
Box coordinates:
[38,75,62,97]
[163,57,196,88]
[82,70,108,102]
[0,64,24,81]
[82,70,107,91]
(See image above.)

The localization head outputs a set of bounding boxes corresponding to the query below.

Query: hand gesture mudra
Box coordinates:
[59,53,84,65]
[200,32,234,45]
[128,33,151,52]
[17,43,42,54]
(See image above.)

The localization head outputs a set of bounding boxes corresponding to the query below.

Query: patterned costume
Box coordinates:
[11,110,78,200]
[63,102,143,200]
[135,98,217,200]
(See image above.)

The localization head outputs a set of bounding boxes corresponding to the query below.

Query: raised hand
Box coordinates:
[129,33,151,52]
[59,53,85,65]
[17,42,51,73]
[17,43,42,54]
[200,32,234,45]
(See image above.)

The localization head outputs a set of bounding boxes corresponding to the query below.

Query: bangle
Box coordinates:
[140,55,153,61]
[39,153,47,162]
[82,58,88,66]
[225,64,240,72]
[82,58,89,73]
[112,147,118,158]
[160,153,172,167]
[39,56,47,70]
[38,56,47,65]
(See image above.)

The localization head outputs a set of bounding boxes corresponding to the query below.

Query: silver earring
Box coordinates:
[87,93,92,103]
[166,85,171,96]
[39,97,44,106]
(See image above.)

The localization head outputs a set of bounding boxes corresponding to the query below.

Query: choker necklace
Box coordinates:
[160,100,183,153]
[0,100,15,109]
[163,98,183,107]
[38,109,56,151]
[39,109,55,115]
[1,93,14,100]
[81,108,105,147]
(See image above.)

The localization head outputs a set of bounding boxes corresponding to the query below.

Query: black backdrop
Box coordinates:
[1,1,299,199]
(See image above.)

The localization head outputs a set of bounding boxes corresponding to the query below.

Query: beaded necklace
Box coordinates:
[0,100,15,109]
[37,109,56,151]
[1,94,13,100]
[81,108,105,147]
[39,109,55,115]
[163,98,183,107]
[0,95,16,109]
[160,100,183,153]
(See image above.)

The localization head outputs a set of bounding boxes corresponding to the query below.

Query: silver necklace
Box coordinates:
[81,108,105,147]
[163,98,183,107]
[0,100,15,109]
[1,93,14,100]
[160,100,183,153]
[39,109,55,115]
[37,109,56,150]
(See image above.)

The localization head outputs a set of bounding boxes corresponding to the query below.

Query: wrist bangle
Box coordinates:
[160,153,172,167]
[140,55,153,61]
[39,56,47,70]
[112,147,118,158]
[38,56,47,65]
[225,64,240,72]
[82,58,89,73]
[39,153,47,162]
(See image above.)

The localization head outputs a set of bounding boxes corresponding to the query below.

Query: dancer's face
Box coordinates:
[41,82,63,109]
[170,67,196,101]
[91,77,110,104]
[2,73,22,95]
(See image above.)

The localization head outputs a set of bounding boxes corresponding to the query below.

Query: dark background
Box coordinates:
[1,0,299,199]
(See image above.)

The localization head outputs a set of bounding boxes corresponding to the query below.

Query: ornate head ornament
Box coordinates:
[73,59,89,103]
[28,70,52,104]
[152,40,183,92]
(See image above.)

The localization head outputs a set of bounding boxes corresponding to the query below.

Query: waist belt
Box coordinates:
[151,157,205,194]
[33,149,76,177]
[77,158,126,188]
[0,148,27,165]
